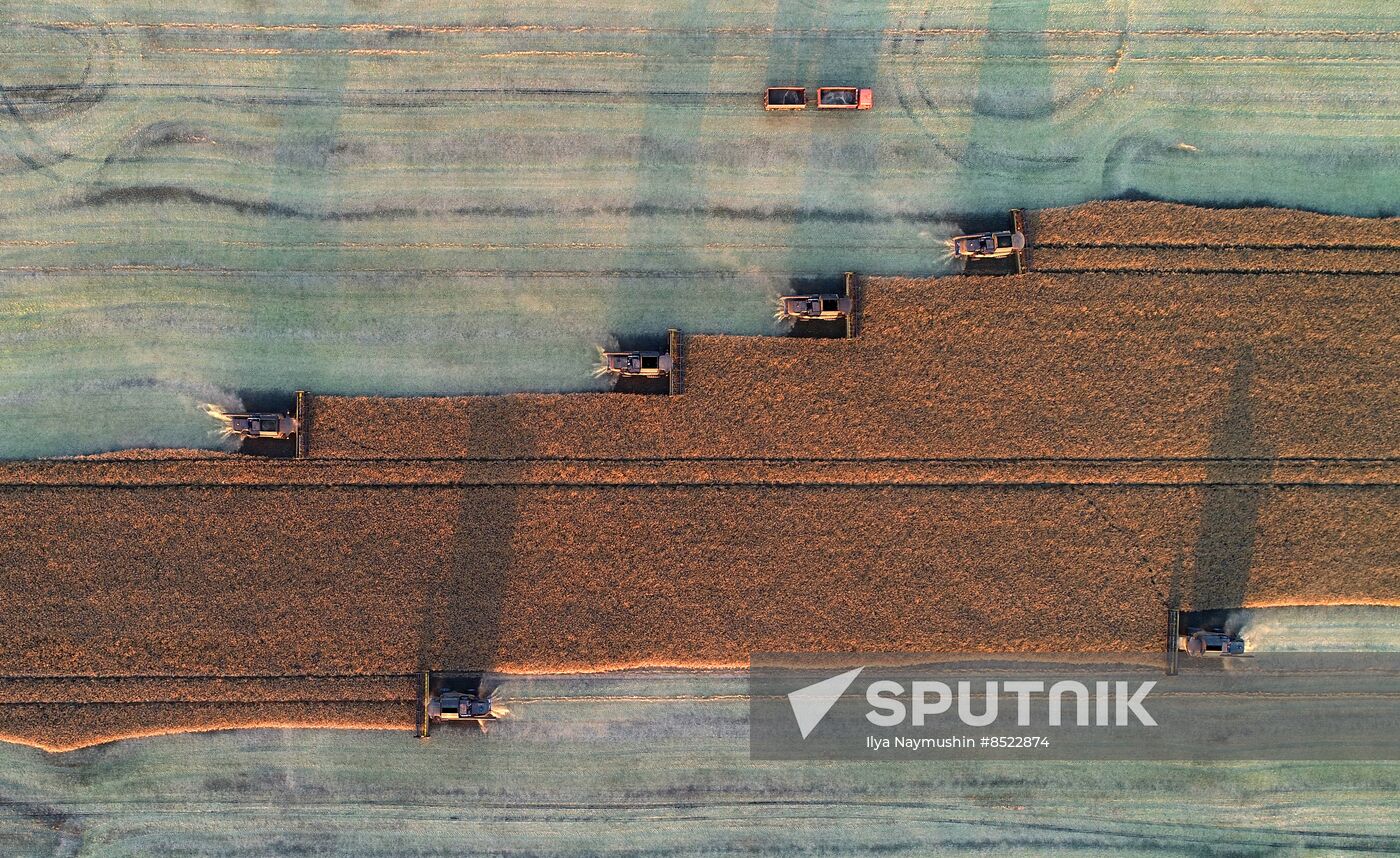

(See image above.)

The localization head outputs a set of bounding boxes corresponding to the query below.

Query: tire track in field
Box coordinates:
[0,795,83,857]
[71,185,1002,223]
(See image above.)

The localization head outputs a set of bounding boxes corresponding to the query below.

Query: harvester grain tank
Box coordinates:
[951,228,1026,260]
[421,673,500,736]
[951,209,1030,274]
[430,689,498,723]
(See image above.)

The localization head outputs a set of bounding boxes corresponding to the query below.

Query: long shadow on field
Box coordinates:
[764,0,834,85]
[957,0,1054,202]
[970,0,1053,122]
[247,9,352,387]
[608,0,721,341]
[1188,346,1269,609]
[782,3,896,278]
[421,406,531,671]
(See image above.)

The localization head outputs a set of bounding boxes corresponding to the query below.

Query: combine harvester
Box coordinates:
[418,672,500,737]
[600,329,683,394]
[1181,628,1247,656]
[219,412,298,440]
[1166,608,1248,674]
[951,209,1029,274]
[779,293,851,321]
[778,272,859,338]
[203,391,307,457]
[601,350,673,379]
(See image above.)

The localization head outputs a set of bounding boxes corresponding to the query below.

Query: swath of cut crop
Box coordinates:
[0,702,413,753]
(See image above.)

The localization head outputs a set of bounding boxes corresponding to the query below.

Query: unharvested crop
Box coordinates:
[1,484,1392,673]
[1031,247,1400,274]
[1031,202,1400,248]
[2,480,1395,745]
[0,702,413,753]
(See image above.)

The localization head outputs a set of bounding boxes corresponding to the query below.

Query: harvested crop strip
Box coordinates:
[6,0,1398,459]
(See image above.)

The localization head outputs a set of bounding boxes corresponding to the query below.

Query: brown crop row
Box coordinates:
[0,676,416,704]
[4,457,1394,488]
[2,484,1393,680]
[0,702,413,753]
[1030,201,1400,248]
[1031,247,1400,274]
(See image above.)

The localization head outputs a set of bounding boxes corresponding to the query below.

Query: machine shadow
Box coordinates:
[1189,346,1269,609]
[420,403,534,673]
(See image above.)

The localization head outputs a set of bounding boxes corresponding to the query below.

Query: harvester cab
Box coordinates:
[779,293,852,322]
[432,689,497,721]
[1180,627,1247,657]
[223,412,298,440]
[603,350,674,378]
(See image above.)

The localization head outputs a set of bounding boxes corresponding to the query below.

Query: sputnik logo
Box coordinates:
[788,667,864,739]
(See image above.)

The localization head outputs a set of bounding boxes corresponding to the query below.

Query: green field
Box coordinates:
[2,0,1397,456]
[2,675,1399,856]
